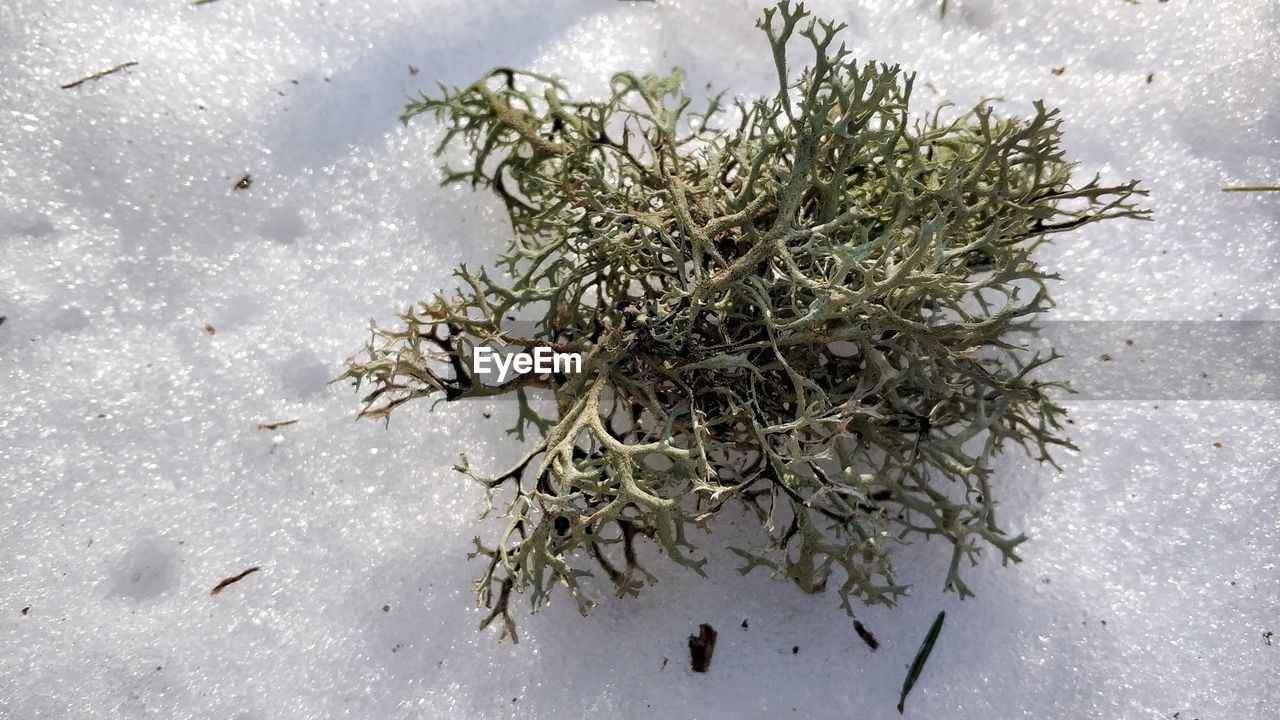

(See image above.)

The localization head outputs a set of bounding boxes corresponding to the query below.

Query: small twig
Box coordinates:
[898,611,946,714]
[1222,186,1280,193]
[688,623,717,672]
[192,0,224,5]
[60,61,138,90]
[210,566,260,595]
[256,419,300,431]
[854,620,880,650]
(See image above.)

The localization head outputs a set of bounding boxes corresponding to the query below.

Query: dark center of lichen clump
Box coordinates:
[343,1,1147,641]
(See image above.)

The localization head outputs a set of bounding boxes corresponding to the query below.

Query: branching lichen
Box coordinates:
[343,2,1148,641]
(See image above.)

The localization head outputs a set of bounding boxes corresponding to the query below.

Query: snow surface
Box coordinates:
[1,0,1277,718]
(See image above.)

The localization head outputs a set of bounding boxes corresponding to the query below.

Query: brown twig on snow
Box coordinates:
[60,61,139,90]
[854,620,880,650]
[210,566,260,595]
[687,623,717,672]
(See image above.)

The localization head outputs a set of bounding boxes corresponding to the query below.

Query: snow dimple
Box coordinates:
[12,214,57,239]
[280,351,332,399]
[108,539,178,602]
[258,207,309,245]
[48,306,91,334]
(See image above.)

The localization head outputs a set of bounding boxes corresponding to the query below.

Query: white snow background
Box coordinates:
[1,0,1277,718]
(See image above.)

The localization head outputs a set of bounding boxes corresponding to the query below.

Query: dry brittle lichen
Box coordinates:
[343,2,1148,641]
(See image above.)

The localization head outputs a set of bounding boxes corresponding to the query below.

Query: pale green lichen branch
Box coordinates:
[342,1,1148,641]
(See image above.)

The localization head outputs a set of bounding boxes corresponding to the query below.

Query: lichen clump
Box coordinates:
[344,2,1146,640]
